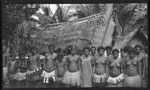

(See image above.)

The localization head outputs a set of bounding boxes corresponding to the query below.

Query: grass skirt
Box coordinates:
[62,70,81,86]
[14,72,26,81]
[107,73,124,87]
[123,75,141,87]
[93,73,107,83]
[41,70,55,83]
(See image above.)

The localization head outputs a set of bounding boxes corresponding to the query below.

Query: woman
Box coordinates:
[7,55,18,88]
[93,46,108,87]
[107,49,124,87]
[62,45,82,87]
[123,47,142,87]
[26,48,41,88]
[14,53,28,88]
[81,47,95,87]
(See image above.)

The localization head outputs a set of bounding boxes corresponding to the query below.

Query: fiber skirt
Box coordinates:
[62,70,81,86]
[3,67,8,82]
[107,73,124,87]
[41,70,55,83]
[93,73,107,83]
[123,75,141,87]
[14,72,26,81]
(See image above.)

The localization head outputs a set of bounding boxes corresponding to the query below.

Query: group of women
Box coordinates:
[3,44,148,88]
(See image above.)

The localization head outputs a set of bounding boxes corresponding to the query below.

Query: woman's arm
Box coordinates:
[120,59,124,74]
[137,60,142,76]
[78,56,82,71]
[63,56,68,72]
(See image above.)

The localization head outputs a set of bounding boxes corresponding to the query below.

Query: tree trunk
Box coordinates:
[92,4,114,47]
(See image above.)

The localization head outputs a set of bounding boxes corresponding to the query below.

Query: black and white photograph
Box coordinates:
[2,3,148,88]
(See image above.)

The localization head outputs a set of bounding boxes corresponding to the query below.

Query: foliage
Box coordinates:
[2,4,39,55]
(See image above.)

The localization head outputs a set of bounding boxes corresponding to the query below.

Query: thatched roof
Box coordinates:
[17,4,146,52]
[15,4,115,52]
[27,11,110,51]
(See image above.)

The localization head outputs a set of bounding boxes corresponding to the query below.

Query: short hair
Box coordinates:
[105,46,112,51]
[112,49,119,54]
[144,47,148,53]
[83,47,91,52]
[55,47,62,53]
[71,45,77,50]
[97,46,105,52]
[91,46,96,49]
[134,45,142,50]
[56,54,64,60]
[121,46,131,53]
[19,53,25,57]
[31,47,37,51]
[128,47,137,54]
[48,44,55,49]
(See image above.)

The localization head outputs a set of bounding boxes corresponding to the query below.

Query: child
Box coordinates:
[55,54,65,88]
[90,46,96,56]
[41,44,57,88]
[93,46,108,87]
[62,45,82,87]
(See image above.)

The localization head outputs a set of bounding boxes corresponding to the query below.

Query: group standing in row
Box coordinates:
[3,44,148,88]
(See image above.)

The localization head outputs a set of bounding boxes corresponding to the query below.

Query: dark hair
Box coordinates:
[55,54,64,61]
[134,45,142,50]
[55,47,62,53]
[97,46,105,52]
[91,46,96,49]
[144,47,148,53]
[41,52,46,55]
[112,49,119,54]
[121,46,130,53]
[71,45,77,51]
[105,46,112,51]
[64,45,72,55]
[48,44,55,49]
[31,47,37,51]
[83,47,91,52]
[128,47,137,54]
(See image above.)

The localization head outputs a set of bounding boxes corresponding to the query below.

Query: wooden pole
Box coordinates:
[101,4,113,46]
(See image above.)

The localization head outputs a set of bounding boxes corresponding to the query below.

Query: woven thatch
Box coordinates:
[27,4,114,52]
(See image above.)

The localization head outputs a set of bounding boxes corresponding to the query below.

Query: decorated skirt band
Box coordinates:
[26,67,42,75]
[41,70,55,83]
[107,73,124,84]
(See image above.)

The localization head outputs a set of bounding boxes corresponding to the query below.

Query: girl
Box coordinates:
[107,49,124,87]
[55,54,66,88]
[62,45,82,87]
[93,46,109,87]
[41,44,57,88]
[81,47,95,87]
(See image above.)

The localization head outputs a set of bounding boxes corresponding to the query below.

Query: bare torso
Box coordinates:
[126,58,139,76]
[67,55,80,72]
[8,60,17,74]
[94,55,107,75]
[109,58,122,77]
[29,54,39,70]
[45,53,57,72]
[56,61,65,77]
